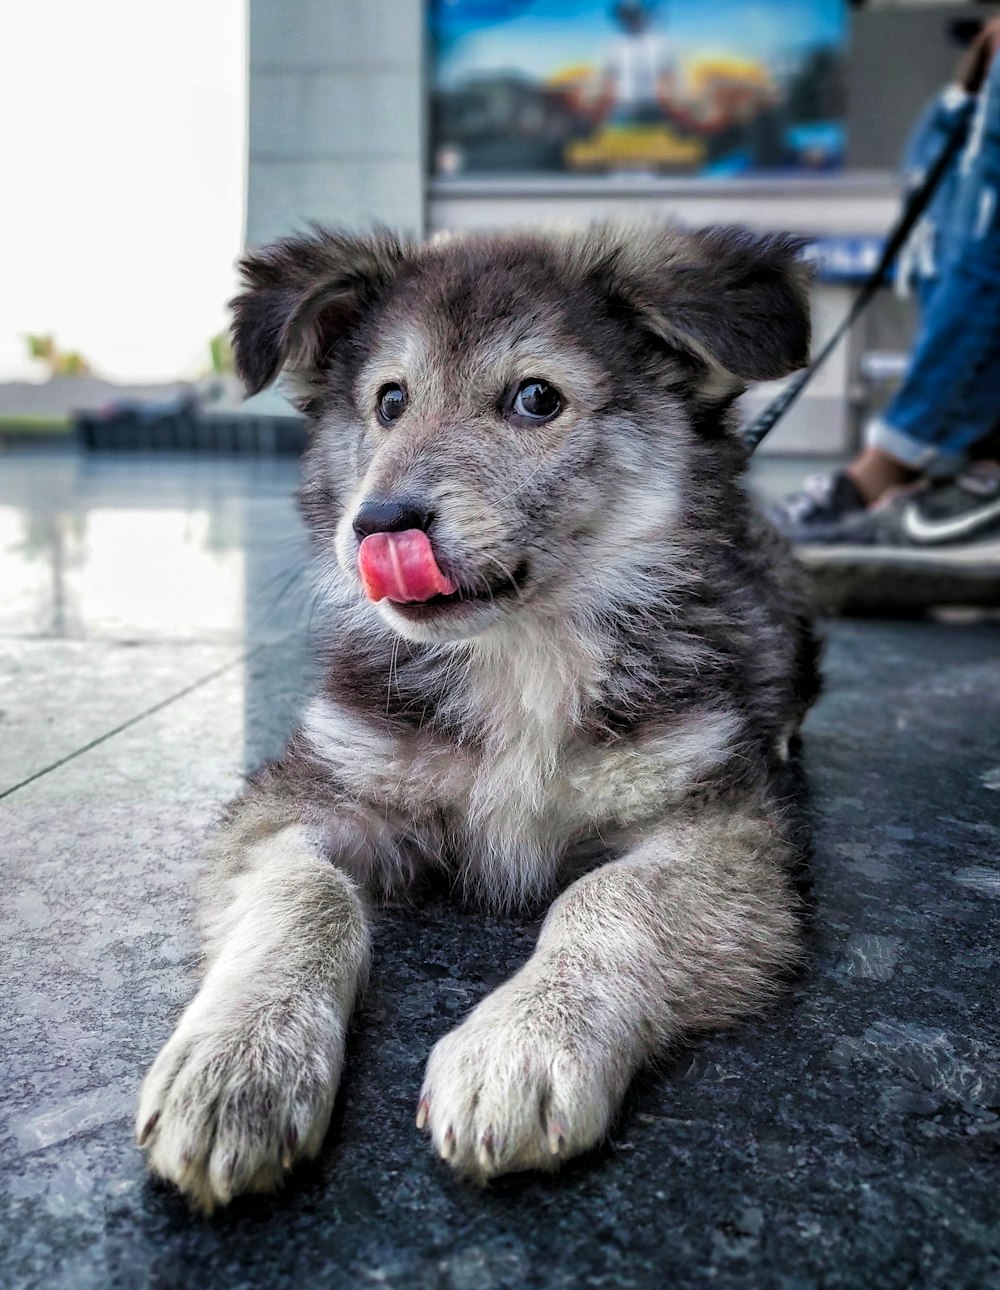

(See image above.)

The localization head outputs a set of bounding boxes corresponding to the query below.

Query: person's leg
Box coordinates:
[842,87,980,506]
[866,56,1000,483]
[896,84,976,307]
[844,447,920,504]
[771,65,1000,540]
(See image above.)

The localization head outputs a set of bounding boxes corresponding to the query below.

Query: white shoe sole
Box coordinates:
[796,539,1000,612]
[798,538,1000,569]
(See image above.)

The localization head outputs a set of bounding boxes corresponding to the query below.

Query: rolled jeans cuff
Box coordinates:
[866,417,967,478]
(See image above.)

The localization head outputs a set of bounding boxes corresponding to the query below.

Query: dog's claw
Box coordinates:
[281,1125,298,1170]
[547,1121,565,1156]
[477,1129,496,1172]
[441,1127,456,1161]
[416,1096,429,1131]
[137,1110,160,1147]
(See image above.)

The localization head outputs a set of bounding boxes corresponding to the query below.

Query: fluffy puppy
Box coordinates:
[136,222,820,1211]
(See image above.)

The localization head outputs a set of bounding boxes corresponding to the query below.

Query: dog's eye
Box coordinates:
[377,383,407,425]
[512,379,562,423]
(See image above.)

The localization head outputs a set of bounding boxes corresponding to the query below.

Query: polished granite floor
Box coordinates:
[2,450,999,1289]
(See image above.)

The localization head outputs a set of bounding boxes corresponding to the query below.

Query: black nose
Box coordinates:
[352,497,433,539]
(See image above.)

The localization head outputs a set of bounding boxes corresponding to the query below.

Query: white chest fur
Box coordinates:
[303,629,737,902]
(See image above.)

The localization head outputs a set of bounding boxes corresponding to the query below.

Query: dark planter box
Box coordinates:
[75,409,309,455]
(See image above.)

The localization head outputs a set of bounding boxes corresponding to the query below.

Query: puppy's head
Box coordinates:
[232,224,809,644]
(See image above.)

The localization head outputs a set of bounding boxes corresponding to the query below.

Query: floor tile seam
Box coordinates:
[0,642,272,803]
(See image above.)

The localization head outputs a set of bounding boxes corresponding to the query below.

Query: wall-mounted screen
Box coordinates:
[430,0,846,178]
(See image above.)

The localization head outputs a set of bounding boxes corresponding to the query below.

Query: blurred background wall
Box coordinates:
[847,3,996,168]
[246,2,1000,241]
[240,0,1000,452]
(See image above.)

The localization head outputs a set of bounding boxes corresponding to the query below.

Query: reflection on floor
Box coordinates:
[2,449,998,1289]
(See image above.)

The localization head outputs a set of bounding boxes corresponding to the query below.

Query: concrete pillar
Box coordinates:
[246,0,425,247]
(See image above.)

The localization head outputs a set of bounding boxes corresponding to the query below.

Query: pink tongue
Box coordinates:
[358,529,457,604]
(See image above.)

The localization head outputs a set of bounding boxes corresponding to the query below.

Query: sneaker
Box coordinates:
[896,463,1000,545]
[767,472,867,542]
[794,464,1000,613]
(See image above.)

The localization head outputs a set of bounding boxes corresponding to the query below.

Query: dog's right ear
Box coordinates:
[230,228,409,405]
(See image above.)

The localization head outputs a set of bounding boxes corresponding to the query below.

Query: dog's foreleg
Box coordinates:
[136,787,375,1211]
[419,802,799,1181]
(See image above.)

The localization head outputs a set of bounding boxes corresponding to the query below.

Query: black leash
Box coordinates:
[741,118,971,454]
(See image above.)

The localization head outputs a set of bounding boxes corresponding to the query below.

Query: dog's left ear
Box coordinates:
[616,225,812,384]
[230,227,410,406]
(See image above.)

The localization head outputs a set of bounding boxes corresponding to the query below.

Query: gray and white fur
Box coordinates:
[136,222,821,1211]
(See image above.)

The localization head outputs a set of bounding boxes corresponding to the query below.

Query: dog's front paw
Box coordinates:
[417,976,620,1182]
[136,989,345,1212]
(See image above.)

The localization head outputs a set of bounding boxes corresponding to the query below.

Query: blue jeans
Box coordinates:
[869,60,1000,475]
